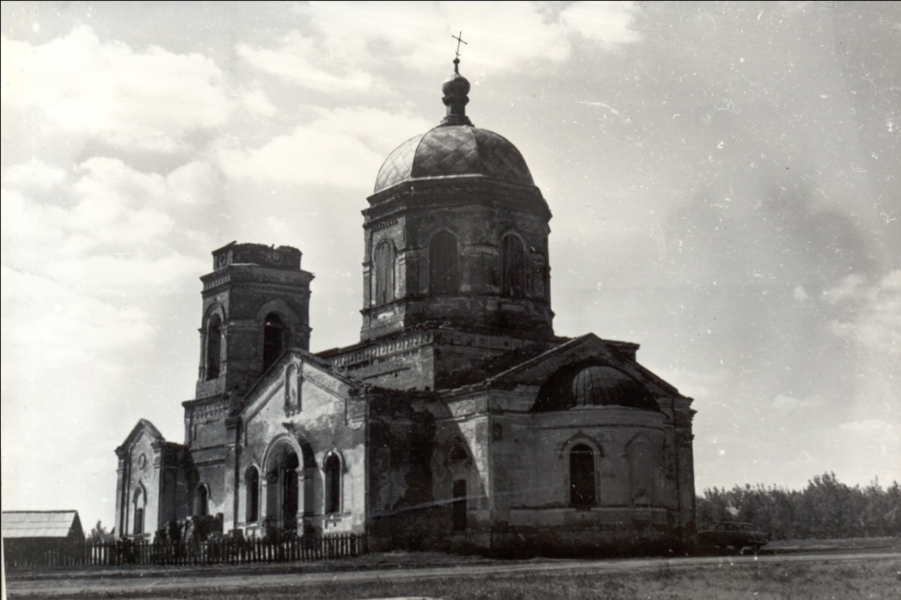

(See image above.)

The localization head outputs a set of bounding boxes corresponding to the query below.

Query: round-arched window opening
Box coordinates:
[194,484,209,517]
[263,313,288,372]
[324,454,341,515]
[374,241,396,305]
[569,444,596,507]
[448,445,468,465]
[205,314,222,380]
[501,234,526,297]
[245,466,260,523]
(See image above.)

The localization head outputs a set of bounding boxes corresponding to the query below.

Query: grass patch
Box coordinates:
[8,557,900,600]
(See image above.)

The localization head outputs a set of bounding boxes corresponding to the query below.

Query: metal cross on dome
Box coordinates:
[452,31,467,58]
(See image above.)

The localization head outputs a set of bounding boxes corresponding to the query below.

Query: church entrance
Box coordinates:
[265,444,300,534]
[263,438,317,536]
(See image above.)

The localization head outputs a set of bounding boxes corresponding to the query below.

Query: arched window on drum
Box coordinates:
[429,232,459,294]
[374,241,396,305]
[501,234,526,297]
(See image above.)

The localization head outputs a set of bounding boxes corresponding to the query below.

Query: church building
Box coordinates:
[114,58,697,554]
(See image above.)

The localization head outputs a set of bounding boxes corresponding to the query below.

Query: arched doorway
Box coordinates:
[265,444,299,533]
[263,437,316,535]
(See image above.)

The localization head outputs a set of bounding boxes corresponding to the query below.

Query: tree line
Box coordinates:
[697,472,901,540]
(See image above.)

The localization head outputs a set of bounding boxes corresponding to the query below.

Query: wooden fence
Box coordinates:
[4,533,368,569]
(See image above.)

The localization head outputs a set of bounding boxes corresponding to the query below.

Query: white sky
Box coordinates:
[2,1,899,532]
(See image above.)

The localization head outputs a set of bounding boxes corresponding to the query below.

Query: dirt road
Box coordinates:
[6,551,900,598]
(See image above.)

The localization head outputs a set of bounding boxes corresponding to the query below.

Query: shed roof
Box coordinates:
[2,511,82,539]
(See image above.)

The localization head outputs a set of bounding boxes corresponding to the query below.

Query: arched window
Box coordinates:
[324,454,341,515]
[205,314,222,380]
[627,438,654,505]
[429,232,459,294]
[133,487,145,535]
[263,313,288,372]
[245,467,260,523]
[448,445,468,465]
[501,234,526,297]
[194,484,209,517]
[374,241,395,305]
[569,444,596,507]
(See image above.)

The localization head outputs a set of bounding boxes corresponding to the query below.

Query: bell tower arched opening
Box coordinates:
[205,314,222,380]
[263,313,288,373]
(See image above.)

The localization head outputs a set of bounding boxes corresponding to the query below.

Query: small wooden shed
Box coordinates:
[2,510,85,567]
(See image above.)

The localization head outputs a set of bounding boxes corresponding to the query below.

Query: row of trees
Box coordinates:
[697,472,901,540]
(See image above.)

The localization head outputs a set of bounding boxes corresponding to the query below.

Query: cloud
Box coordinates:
[215,107,431,188]
[823,273,866,304]
[1,158,68,192]
[792,285,810,301]
[237,32,386,94]
[772,394,822,414]
[308,107,433,154]
[216,125,381,188]
[2,157,213,292]
[560,2,644,47]
[827,271,901,359]
[0,265,155,371]
[166,161,225,206]
[1,27,234,152]
[240,2,642,86]
[240,89,278,118]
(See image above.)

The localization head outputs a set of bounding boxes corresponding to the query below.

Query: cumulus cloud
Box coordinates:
[1,27,234,152]
[2,158,68,192]
[166,161,225,206]
[215,107,431,188]
[238,33,386,94]
[772,394,823,414]
[560,1,644,47]
[216,125,381,188]
[2,157,213,292]
[792,285,811,301]
[240,89,278,118]
[826,271,901,359]
[0,265,155,370]
[240,1,642,86]
[308,107,433,154]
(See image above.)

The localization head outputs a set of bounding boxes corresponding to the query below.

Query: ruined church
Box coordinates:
[114,59,697,554]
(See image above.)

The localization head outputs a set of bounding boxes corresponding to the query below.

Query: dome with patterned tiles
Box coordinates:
[373,59,534,194]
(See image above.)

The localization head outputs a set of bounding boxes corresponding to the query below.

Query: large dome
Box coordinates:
[373,58,534,194]
[374,126,534,193]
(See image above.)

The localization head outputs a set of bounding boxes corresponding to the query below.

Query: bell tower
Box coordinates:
[195,242,313,403]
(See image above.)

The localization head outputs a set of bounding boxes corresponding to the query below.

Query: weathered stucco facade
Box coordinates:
[114,60,697,555]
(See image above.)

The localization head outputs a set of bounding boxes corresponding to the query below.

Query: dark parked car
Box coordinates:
[698,521,768,554]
